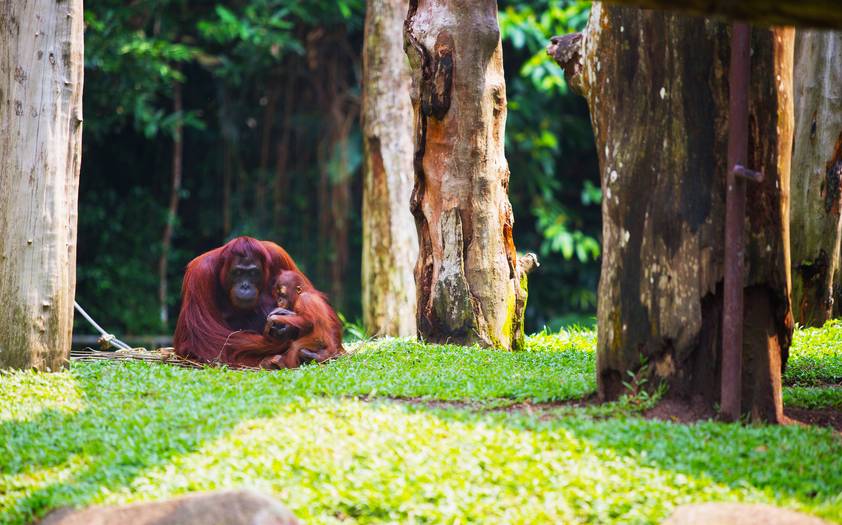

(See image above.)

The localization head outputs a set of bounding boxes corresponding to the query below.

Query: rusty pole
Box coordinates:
[721,23,751,422]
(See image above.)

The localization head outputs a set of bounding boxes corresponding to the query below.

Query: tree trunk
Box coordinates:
[272,71,296,235]
[256,85,278,229]
[405,0,531,350]
[601,0,842,29]
[579,4,793,421]
[361,0,418,338]
[158,80,183,328]
[790,30,842,326]
[0,0,84,370]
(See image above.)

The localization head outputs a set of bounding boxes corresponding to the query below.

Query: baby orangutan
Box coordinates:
[260,270,344,369]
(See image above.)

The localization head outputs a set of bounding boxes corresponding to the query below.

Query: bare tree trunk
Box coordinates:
[329,110,354,313]
[405,0,531,350]
[256,85,278,229]
[361,0,418,338]
[790,30,842,326]
[223,139,232,238]
[578,4,793,421]
[601,0,842,29]
[0,0,84,370]
[273,72,296,234]
[158,80,183,328]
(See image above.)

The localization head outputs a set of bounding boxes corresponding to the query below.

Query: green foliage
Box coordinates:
[84,1,200,138]
[75,188,169,334]
[785,320,842,386]
[2,330,841,524]
[499,1,601,326]
[783,387,842,410]
[77,0,601,337]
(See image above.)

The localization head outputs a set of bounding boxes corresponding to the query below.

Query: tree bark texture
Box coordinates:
[581,4,794,421]
[603,0,842,29]
[159,80,183,328]
[362,0,419,338]
[790,30,842,326]
[0,0,84,370]
[405,0,530,350]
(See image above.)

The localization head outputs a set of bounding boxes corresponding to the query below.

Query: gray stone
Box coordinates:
[663,503,830,525]
[38,489,299,525]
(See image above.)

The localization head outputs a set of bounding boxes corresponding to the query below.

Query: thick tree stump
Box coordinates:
[0,0,84,370]
[362,0,419,337]
[790,30,842,326]
[579,4,793,421]
[404,0,529,350]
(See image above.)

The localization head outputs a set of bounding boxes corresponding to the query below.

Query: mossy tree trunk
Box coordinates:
[578,4,793,421]
[790,30,842,326]
[404,0,530,350]
[362,0,418,338]
[0,0,84,370]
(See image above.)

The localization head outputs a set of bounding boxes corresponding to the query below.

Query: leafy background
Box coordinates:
[76,0,599,337]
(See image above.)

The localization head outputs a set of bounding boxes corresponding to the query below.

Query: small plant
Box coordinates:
[338,312,368,342]
[620,355,667,409]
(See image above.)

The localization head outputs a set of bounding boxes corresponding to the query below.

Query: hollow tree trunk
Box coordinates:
[158,80,183,328]
[405,0,531,350]
[578,4,793,421]
[0,0,84,370]
[790,30,842,326]
[361,0,419,338]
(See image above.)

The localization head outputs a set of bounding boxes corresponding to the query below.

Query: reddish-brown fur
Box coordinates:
[173,236,311,367]
[260,270,344,368]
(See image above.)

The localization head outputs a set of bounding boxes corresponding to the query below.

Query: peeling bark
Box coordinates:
[362,0,419,337]
[790,30,842,326]
[0,0,84,370]
[581,4,793,421]
[405,0,529,349]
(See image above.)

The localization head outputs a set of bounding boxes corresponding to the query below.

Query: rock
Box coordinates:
[663,503,830,525]
[38,489,299,525]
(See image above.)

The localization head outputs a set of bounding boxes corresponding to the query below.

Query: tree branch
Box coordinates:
[603,0,842,29]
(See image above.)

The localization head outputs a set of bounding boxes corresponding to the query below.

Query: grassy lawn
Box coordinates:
[1,326,840,524]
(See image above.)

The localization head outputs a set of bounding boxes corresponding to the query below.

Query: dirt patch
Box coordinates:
[643,398,842,433]
[371,394,598,414]
[373,395,842,433]
[643,398,717,424]
[784,407,842,433]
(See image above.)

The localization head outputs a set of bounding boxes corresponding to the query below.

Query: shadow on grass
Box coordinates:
[0,362,298,524]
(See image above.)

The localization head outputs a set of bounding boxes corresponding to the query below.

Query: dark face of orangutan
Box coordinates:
[226,255,263,311]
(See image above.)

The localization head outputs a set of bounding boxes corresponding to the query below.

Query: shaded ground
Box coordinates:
[785,407,842,433]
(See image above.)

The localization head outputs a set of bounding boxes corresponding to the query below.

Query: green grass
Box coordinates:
[786,320,842,387]
[1,329,841,524]
[783,386,842,410]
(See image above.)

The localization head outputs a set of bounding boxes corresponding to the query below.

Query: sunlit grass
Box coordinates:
[787,320,842,387]
[0,327,840,524]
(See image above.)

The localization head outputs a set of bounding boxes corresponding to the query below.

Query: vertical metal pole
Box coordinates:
[721,22,751,422]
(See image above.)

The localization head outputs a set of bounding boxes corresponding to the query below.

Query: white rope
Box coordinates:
[73,301,133,351]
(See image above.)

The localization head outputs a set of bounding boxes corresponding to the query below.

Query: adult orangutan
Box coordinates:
[173,236,312,367]
[260,270,344,369]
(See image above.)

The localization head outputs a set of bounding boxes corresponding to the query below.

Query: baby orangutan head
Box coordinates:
[272,270,306,310]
